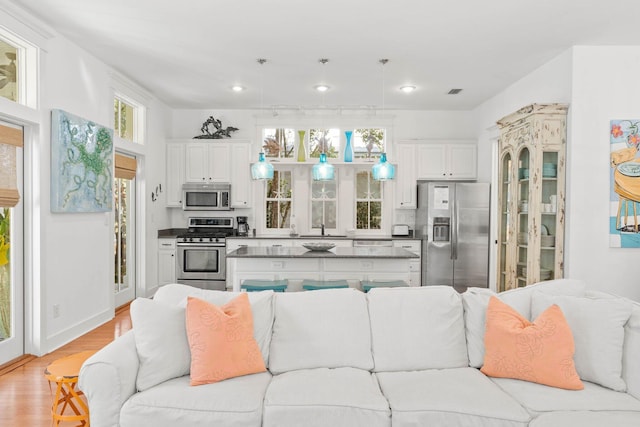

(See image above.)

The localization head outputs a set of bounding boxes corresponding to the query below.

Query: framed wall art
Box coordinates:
[50,109,113,213]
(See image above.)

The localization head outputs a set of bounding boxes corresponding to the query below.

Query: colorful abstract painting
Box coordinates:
[51,109,113,213]
[609,119,640,247]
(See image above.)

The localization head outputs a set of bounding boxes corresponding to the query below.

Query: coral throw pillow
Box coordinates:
[480,296,583,390]
[186,293,266,385]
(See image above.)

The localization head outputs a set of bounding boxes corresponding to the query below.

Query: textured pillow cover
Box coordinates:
[531,292,632,391]
[186,294,266,385]
[129,298,191,391]
[481,297,583,390]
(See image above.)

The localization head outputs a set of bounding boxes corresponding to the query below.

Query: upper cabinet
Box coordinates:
[395,140,478,209]
[166,139,252,208]
[185,142,230,182]
[166,143,185,207]
[416,143,477,180]
[496,104,568,292]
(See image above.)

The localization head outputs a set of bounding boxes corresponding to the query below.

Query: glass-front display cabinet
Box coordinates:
[496,104,568,291]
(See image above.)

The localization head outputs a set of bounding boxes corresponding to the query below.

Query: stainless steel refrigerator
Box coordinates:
[416,181,490,290]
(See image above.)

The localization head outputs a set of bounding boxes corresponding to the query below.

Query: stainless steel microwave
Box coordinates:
[182,182,231,211]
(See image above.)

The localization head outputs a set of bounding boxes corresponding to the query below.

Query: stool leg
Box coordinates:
[635,202,638,232]
[625,200,629,229]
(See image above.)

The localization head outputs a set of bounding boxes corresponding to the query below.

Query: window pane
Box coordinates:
[324,201,336,228]
[115,97,136,142]
[263,128,295,158]
[370,178,381,199]
[312,180,336,198]
[0,39,18,103]
[354,128,385,159]
[0,208,11,340]
[356,201,368,229]
[356,171,369,198]
[370,202,382,229]
[265,169,292,229]
[309,128,340,158]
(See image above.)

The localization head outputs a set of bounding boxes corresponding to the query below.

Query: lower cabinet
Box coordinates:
[158,238,176,285]
[392,240,421,286]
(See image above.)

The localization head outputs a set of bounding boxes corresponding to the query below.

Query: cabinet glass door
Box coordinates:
[498,152,511,292]
[516,148,530,288]
[539,150,559,282]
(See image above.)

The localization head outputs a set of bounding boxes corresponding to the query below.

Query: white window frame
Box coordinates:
[264,167,294,230]
[0,27,38,109]
[309,170,339,233]
[114,93,145,145]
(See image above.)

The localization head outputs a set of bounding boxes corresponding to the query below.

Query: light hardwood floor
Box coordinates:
[0,305,131,426]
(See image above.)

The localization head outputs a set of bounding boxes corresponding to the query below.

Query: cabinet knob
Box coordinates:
[442,173,446,176]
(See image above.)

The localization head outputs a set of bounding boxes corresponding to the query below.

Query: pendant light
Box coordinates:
[372,58,395,181]
[312,58,335,181]
[251,58,274,180]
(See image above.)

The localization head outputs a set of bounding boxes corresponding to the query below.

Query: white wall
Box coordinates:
[474,46,640,301]
[1,6,171,354]
[565,46,640,301]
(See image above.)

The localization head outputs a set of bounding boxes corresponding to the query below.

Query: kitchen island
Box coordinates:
[226,246,418,292]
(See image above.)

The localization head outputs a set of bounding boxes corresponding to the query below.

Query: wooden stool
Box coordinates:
[44,350,96,426]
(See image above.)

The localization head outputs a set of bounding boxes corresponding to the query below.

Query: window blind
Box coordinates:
[114,153,136,180]
[0,124,23,207]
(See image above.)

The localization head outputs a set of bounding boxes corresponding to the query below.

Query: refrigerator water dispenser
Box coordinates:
[433,217,450,242]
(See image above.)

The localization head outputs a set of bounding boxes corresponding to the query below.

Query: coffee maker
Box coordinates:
[236,216,250,236]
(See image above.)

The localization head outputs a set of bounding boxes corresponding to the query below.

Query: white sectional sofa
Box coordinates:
[78,279,640,427]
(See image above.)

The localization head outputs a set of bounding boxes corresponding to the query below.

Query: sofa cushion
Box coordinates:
[153,284,275,365]
[263,367,390,427]
[185,295,266,385]
[491,378,640,414]
[120,372,271,427]
[481,297,582,390]
[463,279,587,368]
[531,292,632,391]
[268,288,373,374]
[376,368,530,427]
[368,286,468,372]
[129,298,191,391]
[529,411,640,427]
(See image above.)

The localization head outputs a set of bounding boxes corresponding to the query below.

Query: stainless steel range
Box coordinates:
[176,217,235,290]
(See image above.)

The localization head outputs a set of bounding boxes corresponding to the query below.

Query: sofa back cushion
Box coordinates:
[154,284,275,366]
[268,288,373,374]
[531,292,632,392]
[624,302,640,400]
[368,286,468,372]
[462,279,587,368]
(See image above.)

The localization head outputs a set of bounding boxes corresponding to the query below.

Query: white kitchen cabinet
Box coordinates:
[392,239,421,286]
[416,143,477,180]
[158,238,176,285]
[395,143,418,209]
[165,143,185,207]
[185,142,230,182]
[229,142,252,207]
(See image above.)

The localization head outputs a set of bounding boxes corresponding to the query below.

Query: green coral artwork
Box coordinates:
[51,109,113,212]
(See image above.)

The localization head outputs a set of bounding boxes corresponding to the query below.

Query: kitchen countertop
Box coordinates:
[227,246,419,259]
[157,228,418,240]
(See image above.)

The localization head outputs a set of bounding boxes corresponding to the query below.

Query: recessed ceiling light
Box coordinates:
[399,85,416,93]
[231,85,245,92]
[314,84,330,92]
[448,88,463,95]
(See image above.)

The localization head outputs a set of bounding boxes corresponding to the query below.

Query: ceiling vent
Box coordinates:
[448,88,463,95]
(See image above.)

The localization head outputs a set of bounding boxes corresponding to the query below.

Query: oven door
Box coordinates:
[176,244,226,281]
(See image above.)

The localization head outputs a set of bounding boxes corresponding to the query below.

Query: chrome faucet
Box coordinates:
[321,224,325,236]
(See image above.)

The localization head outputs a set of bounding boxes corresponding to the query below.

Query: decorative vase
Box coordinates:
[344,130,353,162]
[297,130,306,162]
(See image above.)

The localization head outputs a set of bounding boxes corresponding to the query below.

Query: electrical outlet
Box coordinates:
[53,304,60,319]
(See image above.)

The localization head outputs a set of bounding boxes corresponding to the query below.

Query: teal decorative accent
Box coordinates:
[344,130,353,162]
[302,279,349,290]
[312,152,335,181]
[251,152,274,180]
[361,280,408,292]
[241,279,288,292]
[372,152,395,180]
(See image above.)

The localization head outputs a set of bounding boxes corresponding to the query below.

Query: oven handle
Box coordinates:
[177,243,226,248]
